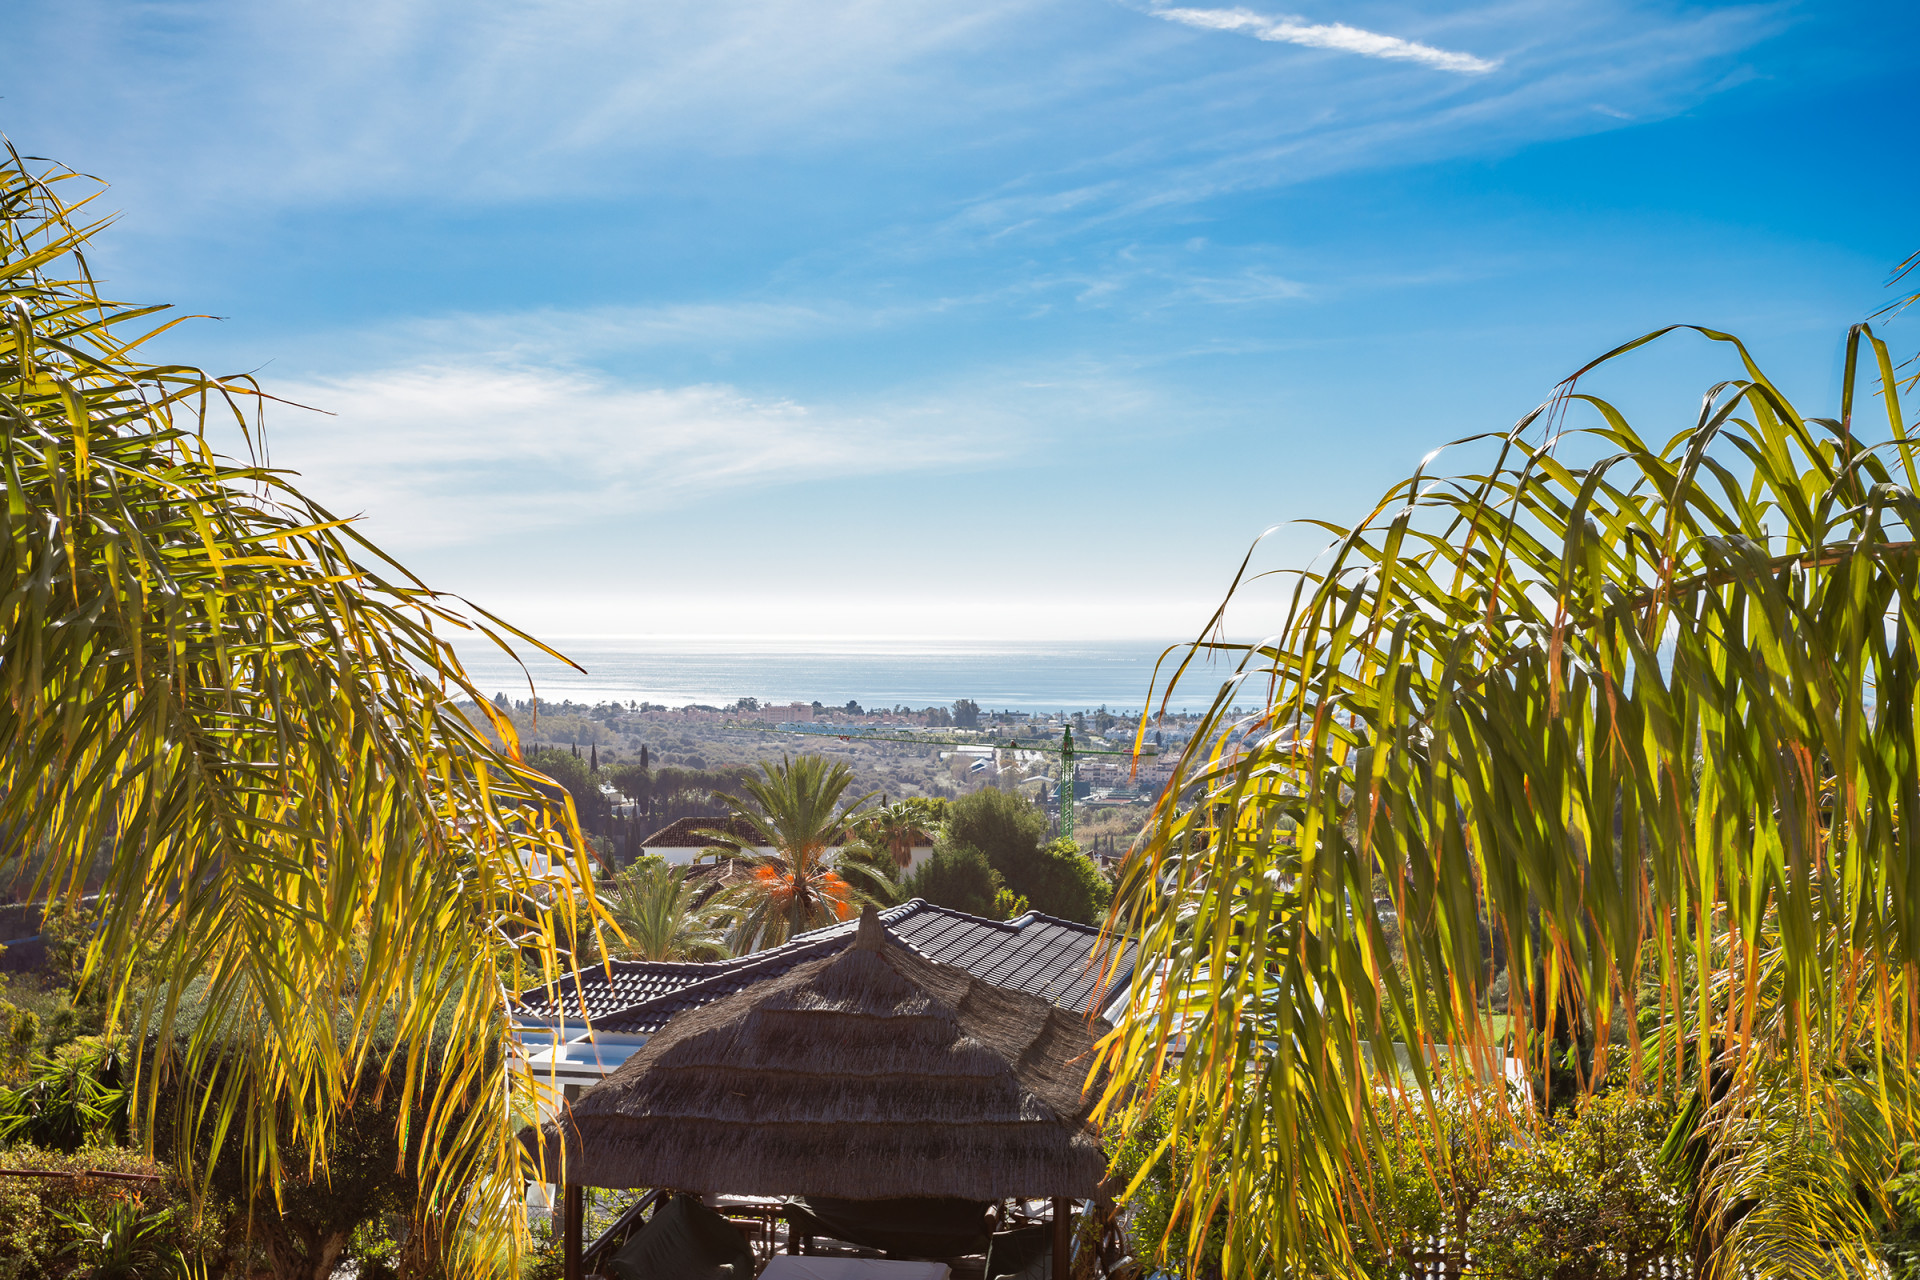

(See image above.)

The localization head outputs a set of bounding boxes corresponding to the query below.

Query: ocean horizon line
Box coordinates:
[446,635,1239,713]
[455,633,1200,651]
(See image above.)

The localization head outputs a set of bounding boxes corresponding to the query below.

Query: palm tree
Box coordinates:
[1100,322,1920,1279]
[859,801,937,871]
[0,147,599,1270]
[830,838,909,908]
[702,755,877,952]
[598,861,732,961]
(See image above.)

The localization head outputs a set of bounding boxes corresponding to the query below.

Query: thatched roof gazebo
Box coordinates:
[541,904,1112,1277]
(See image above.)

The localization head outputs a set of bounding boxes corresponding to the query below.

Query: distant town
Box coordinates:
[459,695,1222,853]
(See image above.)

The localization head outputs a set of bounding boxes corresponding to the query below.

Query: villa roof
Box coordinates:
[514,899,1134,1033]
[638,815,768,847]
[540,906,1110,1199]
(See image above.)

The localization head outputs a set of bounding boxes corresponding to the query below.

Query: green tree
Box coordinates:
[946,787,1046,870]
[704,755,876,952]
[951,699,981,729]
[606,760,650,811]
[1022,838,1112,925]
[943,790,1108,923]
[527,745,612,849]
[1100,320,1920,1278]
[0,148,594,1270]
[901,847,1003,919]
[599,862,732,962]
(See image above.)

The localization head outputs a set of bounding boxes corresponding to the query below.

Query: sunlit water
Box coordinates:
[448,636,1237,714]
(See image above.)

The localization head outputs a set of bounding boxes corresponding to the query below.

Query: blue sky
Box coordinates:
[8,0,1917,645]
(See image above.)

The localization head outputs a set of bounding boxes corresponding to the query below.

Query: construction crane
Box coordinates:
[765,722,1153,842]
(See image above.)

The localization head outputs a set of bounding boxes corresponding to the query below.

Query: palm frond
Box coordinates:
[599,862,734,961]
[1100,321,1920,1277]
[0,145,605,1271]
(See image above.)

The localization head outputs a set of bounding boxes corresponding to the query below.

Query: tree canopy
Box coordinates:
[0,146,598,1268]
[902,846,1002,919]
[942,788,1109,923]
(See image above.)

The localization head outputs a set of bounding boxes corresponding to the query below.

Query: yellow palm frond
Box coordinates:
[0,145,606,1272]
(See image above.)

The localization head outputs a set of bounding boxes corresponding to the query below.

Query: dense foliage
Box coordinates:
[1358,1091,1685,1280]
[940,789,1110,923]
[0,1036,130,1152]
[1101,318,1920,1278]
[0,1143,224,1280]
[903,846,1005,918]
[1107,1087,1685,1280]
[1105,1090,1228,1279]
[0,146,599,1271]
[149,1044,463,1280]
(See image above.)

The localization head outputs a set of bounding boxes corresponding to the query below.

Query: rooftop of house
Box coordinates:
[637,815,768,847]
[515,899,1136,1034]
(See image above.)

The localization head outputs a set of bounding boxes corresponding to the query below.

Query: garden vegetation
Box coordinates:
[1099,305,1920,1278]
[0,144,604,1274]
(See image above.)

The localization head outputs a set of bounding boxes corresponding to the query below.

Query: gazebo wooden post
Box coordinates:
[1052,1196,1072,1278]
[563,1183,583,1280]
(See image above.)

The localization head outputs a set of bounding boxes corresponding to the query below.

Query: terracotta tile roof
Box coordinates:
[637,816,767,847]
[514,900,1135,1033]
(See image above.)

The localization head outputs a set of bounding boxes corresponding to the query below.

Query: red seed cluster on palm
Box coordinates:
[748,863,857,922]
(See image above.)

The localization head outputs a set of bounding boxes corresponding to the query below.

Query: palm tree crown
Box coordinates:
[859,801,937,870]
[599,860,733,962]
[702,754,876,952]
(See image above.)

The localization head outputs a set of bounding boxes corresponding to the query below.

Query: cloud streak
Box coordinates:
[259,364,1009,545]
[1148,5,1500,73]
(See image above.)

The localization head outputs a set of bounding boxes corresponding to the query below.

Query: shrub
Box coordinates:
[1348,1089,1684,1280]
[0,1036,130,1152]
[1348,1094,1489,1275]
[1467,1092,1684,1279]
[1105,1090,1227,1278]
[0,1143,223,1280]
[903,846,1003,918]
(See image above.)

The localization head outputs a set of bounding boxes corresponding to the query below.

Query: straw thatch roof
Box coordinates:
[541,905,1110,1200]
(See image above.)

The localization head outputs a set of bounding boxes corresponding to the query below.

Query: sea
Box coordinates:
[449,636,1241,715]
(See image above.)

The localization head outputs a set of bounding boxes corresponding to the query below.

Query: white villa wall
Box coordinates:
[641,844,777,867]
[639,844,932,873]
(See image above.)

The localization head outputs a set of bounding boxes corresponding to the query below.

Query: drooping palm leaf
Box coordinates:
[1100,321,1920,1278]
[0,146,604,1271]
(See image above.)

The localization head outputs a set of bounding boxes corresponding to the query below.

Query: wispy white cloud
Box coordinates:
[12,0,1776,234]
[1145,5,1500,74]
[923,3,1785,247]
[259,364,1012,545]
